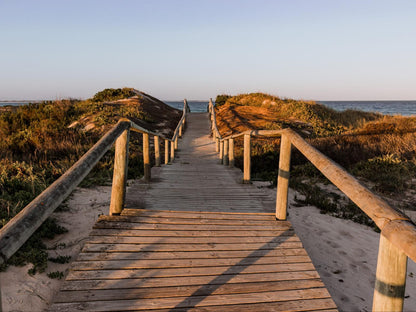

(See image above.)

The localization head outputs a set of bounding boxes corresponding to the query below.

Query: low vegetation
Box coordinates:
[215,93,416,228]
[0,88,181,274]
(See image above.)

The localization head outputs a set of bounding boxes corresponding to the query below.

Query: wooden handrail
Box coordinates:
[210,105,416,311]
[0,100,189,266]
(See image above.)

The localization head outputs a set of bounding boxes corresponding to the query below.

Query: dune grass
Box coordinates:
[215,93,416,227]
[0,88,179,274]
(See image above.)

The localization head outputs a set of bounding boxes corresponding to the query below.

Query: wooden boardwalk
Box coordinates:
[50,113,337,311]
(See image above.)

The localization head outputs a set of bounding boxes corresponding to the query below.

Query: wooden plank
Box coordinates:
[96,215,285,226]
[82,242,304,253]
[121,209,275,220]
[77,249,309,261]
[88,229,293,237]
[53,279,325,302]
[67,262,315,280]
[93,220,292,231]
[85,233,297,244]
[145,299,337,312]
[60,270,322,290]
[50,288,332,311]
[69,259,315,272]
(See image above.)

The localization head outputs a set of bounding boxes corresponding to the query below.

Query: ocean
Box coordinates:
[318,101,416,116]
[1,100,416,116]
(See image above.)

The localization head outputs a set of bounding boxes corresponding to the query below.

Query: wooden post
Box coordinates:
[179,124,183,137]
[170,141,175,161]
[213,130,216,142]
[229,138,235,167]
[223,139,229,166]
[154,135,160,167]
[165,139,169,164]
[175,136,178,149]
[216,138,220,152]
[143,133,151,182]
[276,134,292,220]
[219,140,224,163]
[109,128,130,215]
[373,234,408,312]
[0,278,2,312]
[243,133,251,183]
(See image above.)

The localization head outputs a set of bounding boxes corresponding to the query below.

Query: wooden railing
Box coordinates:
[0,100,189,268]
[208,99,416,312]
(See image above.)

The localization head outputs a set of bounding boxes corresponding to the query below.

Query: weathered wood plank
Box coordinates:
[88,229,293,237]
[97,215,285,226]
[93,220,292,231]
[53,279,325,302]
[50,288,332,311]
[145,299,338,312]
[60,270,322,291]
[87,235,300,245]
[67,262,315,280]
[70,258,315,271]
[121,209,275,219]
[77,249,309,261]
[82,241,304,252]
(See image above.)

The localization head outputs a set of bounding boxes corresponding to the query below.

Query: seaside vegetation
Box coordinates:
[215,93,416,228]
[0,87,180,274]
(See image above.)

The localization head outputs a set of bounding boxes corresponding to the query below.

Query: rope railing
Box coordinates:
[209,100,416,312]
[0,99,190,267]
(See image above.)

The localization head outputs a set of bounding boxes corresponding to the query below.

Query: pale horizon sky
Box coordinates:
[0,0,415,101]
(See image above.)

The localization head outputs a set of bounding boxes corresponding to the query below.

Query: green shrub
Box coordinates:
[215,94,231,107]
[91,88,136,102]
[352,155,416,194]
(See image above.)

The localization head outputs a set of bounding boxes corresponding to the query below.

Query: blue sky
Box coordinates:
[0,0,415,101]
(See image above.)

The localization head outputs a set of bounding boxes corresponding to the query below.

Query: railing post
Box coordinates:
[216,138,220,152]
[373,234,407,312]
[243,133,251,183]
[165,139,169,164]
[179,124,183,137]
[109,128,130,215]
[175,136,178,149]
[219,140,224,163]
[143,133,151,182]
[154,135,160,167]
[170,141,175,161]
[276,134,292,220]
[223,139,229,166]
[229,138,234,167]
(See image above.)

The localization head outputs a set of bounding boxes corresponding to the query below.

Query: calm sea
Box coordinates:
[1,100,415,116]
[318,101,416,116]
[165,101,209,113]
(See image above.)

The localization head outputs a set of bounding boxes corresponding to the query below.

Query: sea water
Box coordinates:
[166,100,416,116]
[318,101,416,116]
[2,100,415,116]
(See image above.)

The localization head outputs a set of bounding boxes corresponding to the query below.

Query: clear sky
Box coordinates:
[0,0,415,101]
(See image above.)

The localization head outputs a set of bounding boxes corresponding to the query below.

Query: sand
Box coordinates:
[0,186,112,312]
[286,189,416,312]
[1,184,415,311]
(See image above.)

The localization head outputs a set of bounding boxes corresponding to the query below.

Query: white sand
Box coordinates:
[1,184,415,311]
[287,189,416,312]
[0,186,111,312]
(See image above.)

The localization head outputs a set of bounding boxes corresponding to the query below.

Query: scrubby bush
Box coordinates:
[91,88,136,102]
[214,94,231,107]
[0,87,175,273]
